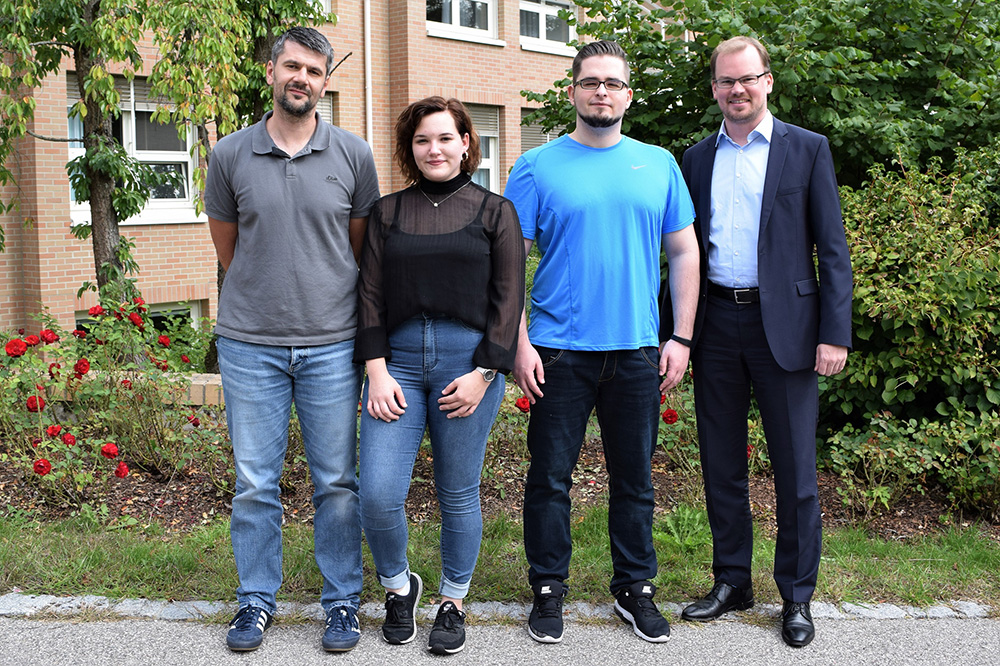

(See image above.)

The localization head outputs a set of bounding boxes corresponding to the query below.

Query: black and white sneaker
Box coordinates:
[528,579,567,643]
[382,572,423,644]
[614,581,670,642]
[226,605,273,651]
[427,601,466,655]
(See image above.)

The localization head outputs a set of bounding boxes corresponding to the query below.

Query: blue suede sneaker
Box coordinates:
[322,605,361,652]
[226,605,273,651]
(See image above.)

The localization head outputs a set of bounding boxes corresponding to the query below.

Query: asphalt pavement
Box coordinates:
[1,594,997,666]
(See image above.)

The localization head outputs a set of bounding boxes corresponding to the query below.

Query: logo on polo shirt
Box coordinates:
[326,175,338,182]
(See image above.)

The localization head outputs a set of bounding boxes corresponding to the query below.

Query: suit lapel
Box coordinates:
[759,118,789,236]
[697,137,718,253]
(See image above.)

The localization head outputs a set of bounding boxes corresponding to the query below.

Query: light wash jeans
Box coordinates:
[217,335,362,614]
[359,316,504,600]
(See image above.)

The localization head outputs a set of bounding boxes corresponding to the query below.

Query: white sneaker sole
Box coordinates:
[614,601,671,643]
[527,624,564,643]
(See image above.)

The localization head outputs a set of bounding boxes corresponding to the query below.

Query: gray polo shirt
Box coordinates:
[204,112,380,346]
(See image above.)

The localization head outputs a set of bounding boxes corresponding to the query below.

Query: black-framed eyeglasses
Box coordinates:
[574,78,629,92]
[713,72,770,89]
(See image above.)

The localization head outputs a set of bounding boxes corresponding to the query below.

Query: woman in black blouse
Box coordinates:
[355,97,524,655]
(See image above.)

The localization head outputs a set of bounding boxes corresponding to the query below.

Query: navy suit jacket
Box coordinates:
[679,117,853,372]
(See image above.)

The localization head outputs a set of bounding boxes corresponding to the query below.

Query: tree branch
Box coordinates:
[26,129,82,143]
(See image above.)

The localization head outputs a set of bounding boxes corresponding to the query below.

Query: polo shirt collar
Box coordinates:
[251,110,331,156]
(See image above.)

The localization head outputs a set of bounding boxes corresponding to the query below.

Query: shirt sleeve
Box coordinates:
[473,197,526,373]
[203,140,238,223]
[353,198,391,363]
[503,155,539,241]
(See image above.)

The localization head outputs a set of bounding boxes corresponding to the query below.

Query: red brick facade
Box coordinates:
[0,2,574,331]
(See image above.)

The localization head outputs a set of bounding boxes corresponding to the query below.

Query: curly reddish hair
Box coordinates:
[394,96,482,184]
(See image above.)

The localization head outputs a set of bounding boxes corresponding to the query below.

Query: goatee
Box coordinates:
[578,111,623,129]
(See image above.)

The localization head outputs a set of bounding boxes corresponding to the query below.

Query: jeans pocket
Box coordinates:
[533,345,565,368]
[638,346,660,371]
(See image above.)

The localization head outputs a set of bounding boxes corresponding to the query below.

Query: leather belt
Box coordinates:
[708,282,760,304]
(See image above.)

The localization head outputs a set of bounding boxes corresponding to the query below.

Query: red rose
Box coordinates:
[157,335,170,347]
[72,329,86,339]
[33,459,52,476]
[132,296,146,311]
[155,359,168,371]
[515,396,531,413]
[62,433,76,447]
[114,461,129,478]
[5,339,27,357]
[39,329,59,344]
[73,358,91,376]
[100,442,119,459]
[661,409,679,425]
[48,362,61,378]
[660,393,666,405]
[46,424,62,437]
[120,379,133,389]
[128,312,144,328]
[24,335,40,347]
[27,395,45,412]
[747,444,754,459]
[188,415,201,427]
[181,354,190,363]
[31,437,42,447]
[95,338,105,345]
[88,305,105,317]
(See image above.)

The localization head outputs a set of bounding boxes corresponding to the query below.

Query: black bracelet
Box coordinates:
[670,334,692,348]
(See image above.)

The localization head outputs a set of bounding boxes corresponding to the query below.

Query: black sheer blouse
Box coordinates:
[354,172,525,373]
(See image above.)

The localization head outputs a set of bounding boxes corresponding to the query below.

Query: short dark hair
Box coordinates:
[394,97,482,185]
[710,36,771,80]
[572,40,630,84]
[271,27,335,77]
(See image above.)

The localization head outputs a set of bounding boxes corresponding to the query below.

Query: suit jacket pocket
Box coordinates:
[795,278,819,296]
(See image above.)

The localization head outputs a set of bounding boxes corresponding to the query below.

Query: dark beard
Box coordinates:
[278,86,316,117]
[578,110,623,129]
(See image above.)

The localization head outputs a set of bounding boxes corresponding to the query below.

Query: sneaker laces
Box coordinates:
[534,593,563,618]
[630,592,662,619]
[384,592,410,625]
[327,606,355,631]
[230,606,266,630]
[435,603,463,630]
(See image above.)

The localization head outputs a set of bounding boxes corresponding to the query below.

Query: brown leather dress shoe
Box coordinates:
[681,582,754,622]
[781,601,815,647]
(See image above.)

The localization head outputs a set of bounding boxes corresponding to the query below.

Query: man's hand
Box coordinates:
[513,343,545,403]
[658,339,691,392]
[814,343,847,376]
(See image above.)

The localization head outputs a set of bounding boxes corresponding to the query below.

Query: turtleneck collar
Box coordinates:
[418,171,472,195]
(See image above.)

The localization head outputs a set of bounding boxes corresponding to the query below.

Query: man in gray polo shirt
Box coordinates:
[204,26,379,653]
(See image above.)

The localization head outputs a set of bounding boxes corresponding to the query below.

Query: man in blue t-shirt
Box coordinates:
[504,40,699,645]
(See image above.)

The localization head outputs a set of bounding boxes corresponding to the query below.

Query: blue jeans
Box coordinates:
[522,346,660,595]
[359,316,505,600]
[216,335,362,614]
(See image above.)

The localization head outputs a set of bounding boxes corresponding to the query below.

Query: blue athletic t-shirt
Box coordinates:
[504,135,694,351]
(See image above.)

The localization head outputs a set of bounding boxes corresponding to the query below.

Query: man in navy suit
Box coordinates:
[676,36,852,647]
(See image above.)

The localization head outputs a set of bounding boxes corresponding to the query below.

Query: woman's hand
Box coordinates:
[365,359,407,422]
[438,370,491,419]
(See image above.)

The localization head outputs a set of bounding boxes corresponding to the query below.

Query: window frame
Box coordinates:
[67,74,202,228]
[426,0,505,47]
[519,0,577,57]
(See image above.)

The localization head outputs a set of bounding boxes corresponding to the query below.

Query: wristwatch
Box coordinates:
[476,366,497,383]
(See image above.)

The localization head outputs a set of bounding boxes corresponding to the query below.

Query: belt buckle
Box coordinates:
[733,288,754,304]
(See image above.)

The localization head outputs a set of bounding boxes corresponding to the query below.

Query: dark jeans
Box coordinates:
[522,345,661,595]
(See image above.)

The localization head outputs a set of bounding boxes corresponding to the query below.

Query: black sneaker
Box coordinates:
[226,605,273,651]
[382,572,423,644]
[427,601,466,655]
[614,581,670,643]
[528,579,566,643]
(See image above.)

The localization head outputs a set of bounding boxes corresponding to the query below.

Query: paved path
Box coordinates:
[0,594,997,665]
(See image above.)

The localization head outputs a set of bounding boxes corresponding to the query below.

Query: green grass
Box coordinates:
[2,502,998,607]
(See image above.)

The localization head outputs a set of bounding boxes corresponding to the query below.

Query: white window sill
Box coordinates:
[426,22,506,48]
[520,38,576,58]
[70,204,207,227]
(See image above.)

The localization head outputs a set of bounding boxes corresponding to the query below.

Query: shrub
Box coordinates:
[824,144,1000,427]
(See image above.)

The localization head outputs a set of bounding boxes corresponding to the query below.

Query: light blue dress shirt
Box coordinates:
[707,112,773,288]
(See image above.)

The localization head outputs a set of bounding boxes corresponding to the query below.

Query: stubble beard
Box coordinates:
[278,85,317,118]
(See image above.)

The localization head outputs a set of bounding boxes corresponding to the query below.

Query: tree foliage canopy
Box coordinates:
[524,0,1000,186]
[0,0,330,288]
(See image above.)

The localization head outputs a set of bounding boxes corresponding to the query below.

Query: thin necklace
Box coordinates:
[419,180,471,208]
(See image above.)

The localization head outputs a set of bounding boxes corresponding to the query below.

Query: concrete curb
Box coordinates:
[0,591,991,623]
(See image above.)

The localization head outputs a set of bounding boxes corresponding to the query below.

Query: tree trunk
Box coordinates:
[75,38,122,289]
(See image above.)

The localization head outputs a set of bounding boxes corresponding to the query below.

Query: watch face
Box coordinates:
[481,369,496,382]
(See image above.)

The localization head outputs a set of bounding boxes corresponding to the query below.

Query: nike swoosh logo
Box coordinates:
[631,165,647,170]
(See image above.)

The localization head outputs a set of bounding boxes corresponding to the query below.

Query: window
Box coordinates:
[426,0,503,46]
[466,104,499,193]
[520,0,576,56]
[520,108,561,155]
[67,73,200,226]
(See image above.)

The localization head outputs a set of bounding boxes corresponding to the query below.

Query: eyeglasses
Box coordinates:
[574,78,629,92]
[713,72,770,89]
